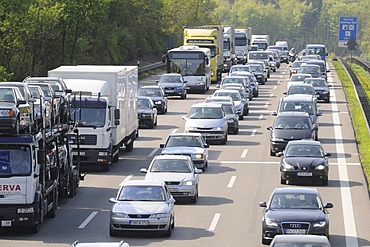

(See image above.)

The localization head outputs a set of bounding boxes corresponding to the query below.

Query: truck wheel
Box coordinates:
[102,163,110,171]
[126,140,134,152]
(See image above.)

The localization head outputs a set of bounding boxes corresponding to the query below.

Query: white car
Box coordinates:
[141,155,202,203]
[287,73,312,89]
[71,241,129,247]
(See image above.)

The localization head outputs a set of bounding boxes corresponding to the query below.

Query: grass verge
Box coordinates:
[332,60,370,193]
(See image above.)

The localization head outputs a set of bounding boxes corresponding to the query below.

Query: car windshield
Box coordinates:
[299,66,320,74]
[188,107,223,119]
[304,79,326,87]
[292,62,305,68]
[139,89,162,97]
[222,77,245,85]
[166,136,202,147]
[0,88,16,103]
[285,144,324,157]
[223,105,234,114]
[118,186,165,201]
[290,75,311,82]
[138,98,151,109]
[30,84,52,97]
[150,159,191,173]
[273,243,329,247]
[280,102,314,115]
[214,92,241,101]
[288,86,315,95]
[231,67,250,72]
[159,76,181,83]
[274,117,311,129]
[249,65,262,72]
[30,87,41,98]
[249,52,269,59]
[270,193,321,210]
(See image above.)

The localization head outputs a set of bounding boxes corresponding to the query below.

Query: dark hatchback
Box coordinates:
[259,187,333,245]
[304,78,331,103]
[138,86,168,114]
[278,140,331,185]
[137,96,157,129]
[268,112,315,156]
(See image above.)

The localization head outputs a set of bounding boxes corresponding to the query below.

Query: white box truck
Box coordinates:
[223,26,236,72]
[235,27,252,54]
[251,35,269,50]
[48,66,139,171]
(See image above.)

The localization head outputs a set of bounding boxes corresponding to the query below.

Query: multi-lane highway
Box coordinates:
[1,63,369,247]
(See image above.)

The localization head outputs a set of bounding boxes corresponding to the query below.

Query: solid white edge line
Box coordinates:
[119,175,133,186]
[240,149,248,158]
[170,128,178,134]
[78,211,98,229]
[148,148,158,157]
[258,114,263,119]
[227,176,237,188]
[329,74,359,246]
[209,213,221,231]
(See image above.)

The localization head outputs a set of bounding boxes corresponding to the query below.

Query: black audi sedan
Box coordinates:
[259,187,333,245]
[267,112,316,156]
[278,140,331,185]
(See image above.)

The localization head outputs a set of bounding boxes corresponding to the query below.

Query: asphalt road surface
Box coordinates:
[1,62,369,247]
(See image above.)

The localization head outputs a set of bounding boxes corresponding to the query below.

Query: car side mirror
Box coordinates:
[195,168,203,174]
[317,112,322,117]
[167,198,176,204]
[159,143,165,148]
[283,92,287,95]
[327,70,330,73]
[184,81,188,84]
[267,126,273,131]
[140,168,148,173]
[155,80,159,83]
[153,105,158,108]
[325,153,331,157]
[109,198,117,203]
[272,112,277,116]
[324,202,333,209]
[204,144,209,148]
[259,201,267,208]
[182,116,187,120]
[276,152,283,157]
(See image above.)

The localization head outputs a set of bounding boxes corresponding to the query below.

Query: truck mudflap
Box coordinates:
[0,203,38,228]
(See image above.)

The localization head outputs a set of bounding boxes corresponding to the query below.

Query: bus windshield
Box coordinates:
[168,52,206,76]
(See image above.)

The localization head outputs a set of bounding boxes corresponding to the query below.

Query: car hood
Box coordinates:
[145,172,194,183]
[162,147,203,155]
[138,108,153,114]
[265,209,326,222]
[273,129,313,140]
[0,102,17,109]
[159,82,183,88]
[149,96,164,101]
[283,157,326,167]
[186,119,225,128]
[112,201,169,214]
[314,86,328,91]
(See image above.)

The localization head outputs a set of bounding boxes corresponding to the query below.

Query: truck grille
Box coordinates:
[70,134,97,145]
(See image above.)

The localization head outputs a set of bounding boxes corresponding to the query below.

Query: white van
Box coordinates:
[275,41,288,51]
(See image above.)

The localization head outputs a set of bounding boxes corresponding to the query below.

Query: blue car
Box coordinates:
[156,73,187,99]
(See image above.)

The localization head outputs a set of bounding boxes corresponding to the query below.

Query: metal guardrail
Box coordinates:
[138,61,166,74]
[338,57,370,134]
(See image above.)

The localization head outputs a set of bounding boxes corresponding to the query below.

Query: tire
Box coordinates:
[163,225,172,237]
[102,163,110,171]
[110,226,119,237]
[270,149,276,156]
[273,68,276,72]
[280,177,287,185]
[113,151,119,162]
[265,77,267,82]
[181,93,186,99]
[262,232,270,245]
[322,177,328,186]
[149,121,154,129]
[68,176,77,198]
[221,134,228,145]
[126,140,134,152]
[233,127,239,135]
[190,188,198,203]
[239,114,244,120]
[154,117,158,126]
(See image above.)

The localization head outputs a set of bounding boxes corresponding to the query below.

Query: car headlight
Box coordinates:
[155,101,162,104]
[186,126,197,131]
[265,219,278,227]
[315,164,326,170]
[313,221,326,227]
[150,213,170,218]
[282,163,295,170]
[142,113,153,117]
[322,90,329,94]
[192,153,204,159]
[227,118,235,123]
[271,138,284,142]
[213,126,225,131]
[183,180,194,186]
[0,109,15,117]
[17,207,34,214]
[235,104,242,110]
[175,86,183,90]
[111,212,129,218]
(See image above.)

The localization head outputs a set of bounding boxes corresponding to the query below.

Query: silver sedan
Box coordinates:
[109,180,175,237]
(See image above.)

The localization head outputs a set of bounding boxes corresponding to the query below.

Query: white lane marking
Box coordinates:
[170,128,178,134]
[269,93,274,97]
[119,175,133,186]
[210,160,360,166]
[273,86,277,89]
[282,71,286,74]
[280,75,283,78]
[241,149,248,158]
[78,211,98,229]
[277,80,281,85]
[148,148,158,157]
[329,75,359,246]
[251,130,257,136]
[209,213,221,231]
[227,176,237,188]
[264,103,269,108]
[258,114,263,119]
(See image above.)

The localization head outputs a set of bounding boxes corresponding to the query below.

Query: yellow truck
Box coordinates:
[183,25,223,83]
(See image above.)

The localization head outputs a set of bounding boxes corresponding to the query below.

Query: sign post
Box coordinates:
[338,17,357,48]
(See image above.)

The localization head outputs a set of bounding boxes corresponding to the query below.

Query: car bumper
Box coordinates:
[316,92,330,101]
[187,130,226,142]
[281,170,328,182]
[187,84,206,91]
[110,217,171,232]
[262,225,328,241]
[167,185,197,198]
[163,88,185,96]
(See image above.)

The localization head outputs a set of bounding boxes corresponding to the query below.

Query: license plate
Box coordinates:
[285,229,306,234]
[165,90,174,93]
[130,220,149,226]
[169,188,179,192]
[1,220,11,227]
[72,151,85,156]
[297,172,313,176]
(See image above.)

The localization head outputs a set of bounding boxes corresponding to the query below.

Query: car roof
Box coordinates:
[274,187,318,195]
[168,132,202,138]
[192,102,222,108]
[138,96,153,101]
[154,155,191,161]
[300,64,320,68]
[230,71,253,75]
[122,180,165,187]
[0,82,26,86]
[282,94,316,102]
[277,111,310,117]
[160,73,181,77]
[286,139,322,146]
[71,241,129,247]
[139,86,161,89]
[214,89,240,94]
[289,84,314,88]
[272,234,330,244]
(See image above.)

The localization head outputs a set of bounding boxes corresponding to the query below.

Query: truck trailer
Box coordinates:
[183,25,224,83]
[223,26,236,72]
[235,27,252,54]
[251,35,269,50]
[48,66,139,171]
